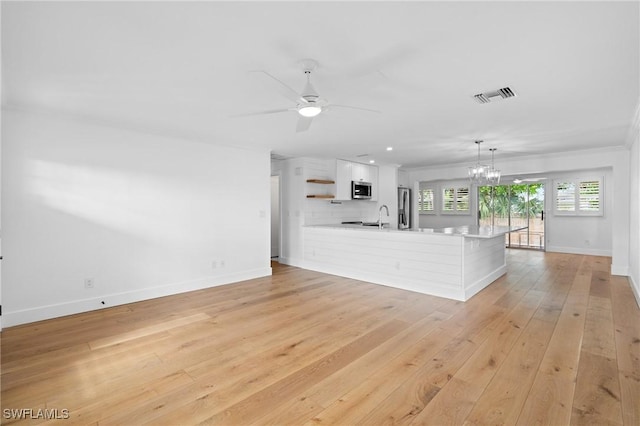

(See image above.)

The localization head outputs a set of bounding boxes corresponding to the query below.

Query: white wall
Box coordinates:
[544,168,613,256]
[1,109,272,326]
[406,147,630,275]
[629,118,640,305]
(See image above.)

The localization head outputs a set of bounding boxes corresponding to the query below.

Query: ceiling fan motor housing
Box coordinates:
[301,70,320,101]
[302,94,319,103]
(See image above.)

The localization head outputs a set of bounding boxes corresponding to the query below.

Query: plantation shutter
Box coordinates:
[556,182,575,212]
[419,188,434,213]
[554,178,603,216]
[579,180,600,212]
[456,187,470,211]
[443,188,455,211]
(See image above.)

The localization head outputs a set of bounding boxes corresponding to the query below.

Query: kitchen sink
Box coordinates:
[341,221,388,228]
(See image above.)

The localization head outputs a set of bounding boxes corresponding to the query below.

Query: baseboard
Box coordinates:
[546,245,612,257]
[611,263,630,276]
[277,257,305,268]
[464,264,508,301]
[2,267,272,328]
[630,274,640,309]
[546,246,628,277]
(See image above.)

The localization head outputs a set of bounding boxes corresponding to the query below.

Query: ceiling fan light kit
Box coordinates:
[298,105,322,117]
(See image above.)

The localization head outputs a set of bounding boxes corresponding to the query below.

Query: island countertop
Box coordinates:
[304,224,526,238]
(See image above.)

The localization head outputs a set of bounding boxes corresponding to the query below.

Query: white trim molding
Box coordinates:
[630,275,640,309]
[3,268,272,328]
[625,98,640,149]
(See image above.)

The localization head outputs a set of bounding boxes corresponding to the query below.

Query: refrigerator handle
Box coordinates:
[403,191,408,226]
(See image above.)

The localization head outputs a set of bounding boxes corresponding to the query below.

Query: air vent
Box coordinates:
[473,93,490,104]
[473,87,516,104]
[497,87,515,99]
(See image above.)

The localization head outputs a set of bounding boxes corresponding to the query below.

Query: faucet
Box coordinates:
[378,204,389,229]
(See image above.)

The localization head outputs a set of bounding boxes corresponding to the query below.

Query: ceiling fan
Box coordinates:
[241,59,380,132]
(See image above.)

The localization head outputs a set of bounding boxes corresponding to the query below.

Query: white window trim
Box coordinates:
[553,177,604,216]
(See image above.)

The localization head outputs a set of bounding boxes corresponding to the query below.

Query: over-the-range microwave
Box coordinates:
[352,181,372,199]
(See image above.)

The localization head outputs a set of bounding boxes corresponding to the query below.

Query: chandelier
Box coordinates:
[486,148,501,185]
[468,140,489,184]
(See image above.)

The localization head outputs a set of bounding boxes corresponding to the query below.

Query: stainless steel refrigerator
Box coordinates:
[398,187,411,229]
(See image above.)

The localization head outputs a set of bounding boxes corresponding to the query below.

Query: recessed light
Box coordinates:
[369,160,375,164]
[386,147,393,151]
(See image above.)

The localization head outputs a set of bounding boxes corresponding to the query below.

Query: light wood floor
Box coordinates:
[1,250,639,425]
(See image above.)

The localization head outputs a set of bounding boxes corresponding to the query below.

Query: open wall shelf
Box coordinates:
[306,179,335,199]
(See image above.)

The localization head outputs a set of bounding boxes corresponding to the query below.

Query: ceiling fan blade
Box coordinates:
[296,116,313,132]
[329,104,381,114]
[251,70,302,103]
[231,108,291,117]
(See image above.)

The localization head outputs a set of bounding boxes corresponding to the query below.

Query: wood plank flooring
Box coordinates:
[1,250,639,425]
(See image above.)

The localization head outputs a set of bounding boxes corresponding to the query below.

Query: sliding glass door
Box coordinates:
[478,183,545,250]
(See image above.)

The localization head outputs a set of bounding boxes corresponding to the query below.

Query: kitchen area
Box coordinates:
[272,156,523,302]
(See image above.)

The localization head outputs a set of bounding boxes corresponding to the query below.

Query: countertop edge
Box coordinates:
[304,224,527,238]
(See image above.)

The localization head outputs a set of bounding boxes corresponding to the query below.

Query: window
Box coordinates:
[579,180,601,212]
[442,185,470,214]
[555,182,575,212]
[418,186,435,214]
[553,177,603,216]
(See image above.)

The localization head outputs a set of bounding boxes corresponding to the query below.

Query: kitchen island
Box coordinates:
[302,224,525,301]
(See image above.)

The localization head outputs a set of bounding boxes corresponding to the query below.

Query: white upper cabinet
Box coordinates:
[351,162,371,183]
[335,159,378,201]
[336,159,352,200]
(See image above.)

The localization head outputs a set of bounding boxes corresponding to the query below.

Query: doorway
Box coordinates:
[270,175,280,260]
[478,183,545,250]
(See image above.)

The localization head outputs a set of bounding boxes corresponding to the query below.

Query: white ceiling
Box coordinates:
[2,1,639,169]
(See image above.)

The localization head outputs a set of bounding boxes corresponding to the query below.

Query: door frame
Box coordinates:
[477,182,546,251]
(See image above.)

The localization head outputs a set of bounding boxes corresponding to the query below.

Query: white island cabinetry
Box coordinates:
[303,225,521,301]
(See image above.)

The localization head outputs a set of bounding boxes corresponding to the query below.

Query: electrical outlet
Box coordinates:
[84,278,94,289]
[220,260,225,268]
[212,260,217,269]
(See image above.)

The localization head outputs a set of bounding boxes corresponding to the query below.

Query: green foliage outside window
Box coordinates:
[478,184,544,220]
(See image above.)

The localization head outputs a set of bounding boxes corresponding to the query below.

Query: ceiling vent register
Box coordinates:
[473,87,516,104]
